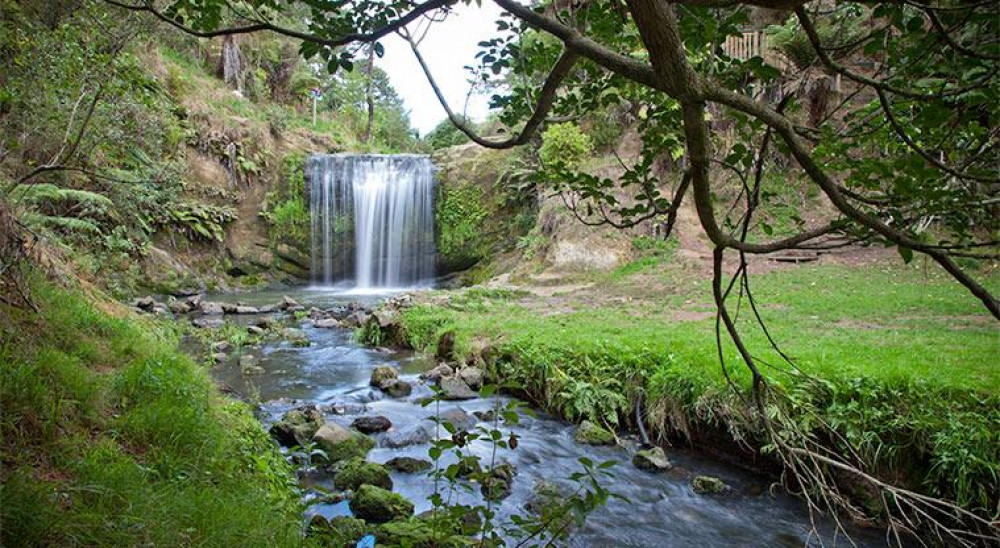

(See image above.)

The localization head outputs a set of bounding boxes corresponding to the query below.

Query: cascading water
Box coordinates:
[307,154,436,289]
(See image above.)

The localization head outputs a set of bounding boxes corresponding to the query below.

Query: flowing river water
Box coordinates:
[206,287,881,547]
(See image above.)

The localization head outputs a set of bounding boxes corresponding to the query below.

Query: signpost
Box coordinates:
[310,88,322,126]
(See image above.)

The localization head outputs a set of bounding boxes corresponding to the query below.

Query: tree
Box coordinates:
[103,0,998,542]
[424,115,472,149]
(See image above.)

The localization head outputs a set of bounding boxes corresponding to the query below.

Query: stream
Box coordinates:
[206,287,881,547]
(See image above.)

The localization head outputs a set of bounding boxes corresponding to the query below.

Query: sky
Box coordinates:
[376,3,504,135]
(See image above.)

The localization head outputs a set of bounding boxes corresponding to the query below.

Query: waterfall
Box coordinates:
[307,154,436,289]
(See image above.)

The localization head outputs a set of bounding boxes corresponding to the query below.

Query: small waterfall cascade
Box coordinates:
[307,154,436,289]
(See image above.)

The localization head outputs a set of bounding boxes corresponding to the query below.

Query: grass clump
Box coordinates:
[0,273,302,547]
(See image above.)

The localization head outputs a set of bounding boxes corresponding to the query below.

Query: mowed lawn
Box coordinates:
[411,259,1000,394]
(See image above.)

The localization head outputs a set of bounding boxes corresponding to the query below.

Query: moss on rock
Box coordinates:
[349,485,414,524]
[573,420,615,446]
[334,458,393,491]
[307,515,369,546]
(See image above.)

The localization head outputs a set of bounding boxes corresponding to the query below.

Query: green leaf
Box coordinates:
[897,245,914,264]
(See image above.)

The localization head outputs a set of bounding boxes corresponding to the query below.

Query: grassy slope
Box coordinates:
[389,258,999,512]
[0,273,303,547]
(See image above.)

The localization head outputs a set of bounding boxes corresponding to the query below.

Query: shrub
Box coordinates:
[539,122,594,170]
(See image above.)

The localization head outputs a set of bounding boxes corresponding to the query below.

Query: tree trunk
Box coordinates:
[362,46,376,144]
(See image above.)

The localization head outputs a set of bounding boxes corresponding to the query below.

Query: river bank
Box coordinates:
[356,259,1000,540]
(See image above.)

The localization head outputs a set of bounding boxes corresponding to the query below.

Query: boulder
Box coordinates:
[255,316,277,329]
[185,294,204,308]
[191,316,224,329]
[344,311,368,328]
[431,407,476,432]
[313,318,340,329]
[334,458,393,491]
[438,376,477,400]
[307,515,367,546]
[370,365,398,387]
[199,301,224,315]
[420,363,453,383]
[573,421,615,446]
[210,352,227,364]
[210,340,232,353]
[133,296,156,311]
[692,475,729,495]
[457,367,484,390]
[373,309,398,328]
[633,447,672,472]
[279,295,301,310]
[380,379,412,398]
[382,420,436,448]
[473,410,497,423]
[168,299,193,314]
[326,402,369,415]
[312,423,374,463]
[258,304,276,314]
[350,485,414,524]
[221,303,239,314]
[247,325,266,336]
[269,405,325,447]
[384,457,432,474]
[481,463,516,501]
[351,416,392,434]
[151,304,172,317]
[235,305,259,314]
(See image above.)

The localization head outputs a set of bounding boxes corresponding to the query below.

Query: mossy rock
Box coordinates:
[312,423,375,464]
[370,365,398,387]
[692,475,729,495]
[385,456,433,474]
[377,518,467,548]
[269,406,325,447]
[350,485,414,524]
[633,446,672,472]
[335,458,393,491]
[307,515,369,545]
[573,420,615,446]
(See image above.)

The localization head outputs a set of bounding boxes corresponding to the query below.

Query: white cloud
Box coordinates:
[376,3,504,135]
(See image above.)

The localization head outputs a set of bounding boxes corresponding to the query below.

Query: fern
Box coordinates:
[19,211,101,234]
[18,183,113,209]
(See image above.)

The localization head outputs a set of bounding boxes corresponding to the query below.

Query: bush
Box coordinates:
[539,122,594,170]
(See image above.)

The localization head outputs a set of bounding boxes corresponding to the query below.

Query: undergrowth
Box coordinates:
[0,272,303,547]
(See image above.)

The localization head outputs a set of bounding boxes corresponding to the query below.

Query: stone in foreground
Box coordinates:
[633,446,672,472]
[349,484,414,523]
[334,458,392,491]
[574,420,615,445]
[384,456,433,474]
[351,415,392,434]
[312,423,374,463]
[692,475,730,495]
[370,365,398,387]
[438,376,477,400]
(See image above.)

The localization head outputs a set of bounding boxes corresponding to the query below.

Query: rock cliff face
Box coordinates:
[134,48,343,295]
[431,137,656,284]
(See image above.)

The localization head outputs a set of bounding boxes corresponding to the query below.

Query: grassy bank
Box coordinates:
[372,260,999,517]
[0,273,303,546]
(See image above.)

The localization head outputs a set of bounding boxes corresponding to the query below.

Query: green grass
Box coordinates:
[0,273,303,546]
[380,261,999,512]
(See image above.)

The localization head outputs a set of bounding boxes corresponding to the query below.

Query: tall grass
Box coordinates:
[0,273,303,547]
